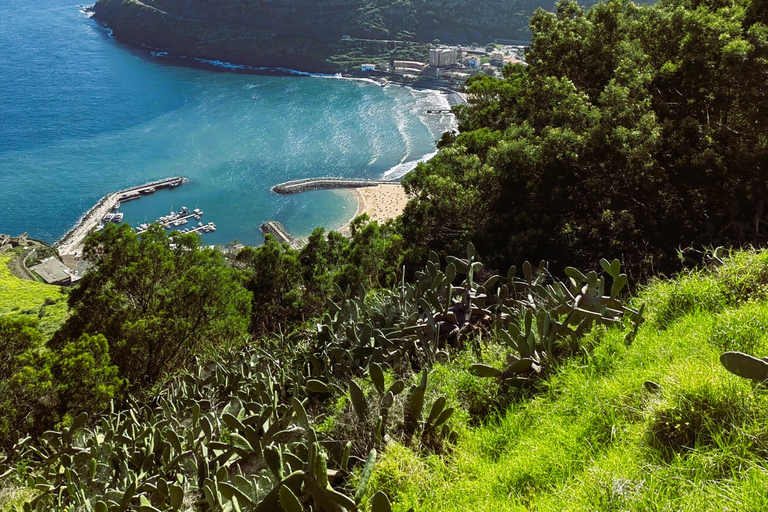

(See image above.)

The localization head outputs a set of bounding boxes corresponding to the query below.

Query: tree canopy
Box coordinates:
[402,0,768,277]
[52,224,251,385]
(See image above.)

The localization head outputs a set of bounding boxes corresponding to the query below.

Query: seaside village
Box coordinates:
[358,43,527,84]
[0,44,527,288]
[0,177,225,287]
[1,176,411,287]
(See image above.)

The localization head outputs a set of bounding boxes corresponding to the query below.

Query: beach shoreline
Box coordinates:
[336,183,410,234]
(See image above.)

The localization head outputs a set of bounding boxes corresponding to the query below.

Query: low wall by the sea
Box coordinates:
[271,177,397,195]
[260,221,304,250]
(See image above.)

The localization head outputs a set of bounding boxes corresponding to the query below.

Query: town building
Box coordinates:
[490,51,505,66]
[29,257,76,286]
[429,48,458,68]
[393,60,427,73]
[465,56,480,68]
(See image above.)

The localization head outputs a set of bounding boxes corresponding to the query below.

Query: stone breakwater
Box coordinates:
[55,177,186,257]
[260,221,304,250]
[271,177,396,195]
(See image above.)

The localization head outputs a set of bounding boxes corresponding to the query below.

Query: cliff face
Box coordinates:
[92,0,546,72]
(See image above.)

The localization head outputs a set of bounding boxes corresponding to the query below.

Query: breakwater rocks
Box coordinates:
[56,177,186,256]
[271,177,396,195]
[260,221,304,250]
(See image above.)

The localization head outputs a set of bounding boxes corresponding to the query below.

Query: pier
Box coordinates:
[56,177,187,259]
[260,221,304,250]
[271,177,396,195]
[136,212,216,237]
[137,209,203,235]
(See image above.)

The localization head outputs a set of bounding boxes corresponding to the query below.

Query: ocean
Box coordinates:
[0,0,456,246]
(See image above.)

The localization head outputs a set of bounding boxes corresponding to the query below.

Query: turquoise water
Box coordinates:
[0,1,455,245]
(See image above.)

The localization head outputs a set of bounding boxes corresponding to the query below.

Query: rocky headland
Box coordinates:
[91,0,549,73]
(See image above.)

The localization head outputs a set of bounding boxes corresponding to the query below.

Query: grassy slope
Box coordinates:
[0,252,69,335]
[0,251,67,510]
[367,250,768,511]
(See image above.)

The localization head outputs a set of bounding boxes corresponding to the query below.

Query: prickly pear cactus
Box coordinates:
[720,351,768,382]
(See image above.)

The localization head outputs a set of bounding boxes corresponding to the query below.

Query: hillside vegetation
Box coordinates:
[0,252,68,335]
[91,0,570,71]
[367,249,768,510]
[403,0,768,278]
[3,0,768,508]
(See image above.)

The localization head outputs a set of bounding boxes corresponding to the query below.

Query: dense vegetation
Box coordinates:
[3,0,768,508]
[92,0,573,72]
[1,228,644,510]
[366,250,768,510]
[403,0,768,278]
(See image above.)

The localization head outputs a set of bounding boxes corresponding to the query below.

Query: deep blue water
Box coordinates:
[0,1,455,245]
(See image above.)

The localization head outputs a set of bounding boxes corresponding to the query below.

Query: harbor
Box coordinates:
[52,174,406,274]
[136,206,217,237]
[260,221,303,250]
[55,177,187,265]
[263,178,409,246]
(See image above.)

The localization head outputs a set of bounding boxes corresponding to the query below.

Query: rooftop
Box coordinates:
[29,257,72,285]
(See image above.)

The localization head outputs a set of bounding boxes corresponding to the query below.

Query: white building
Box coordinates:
[429,48,457,68]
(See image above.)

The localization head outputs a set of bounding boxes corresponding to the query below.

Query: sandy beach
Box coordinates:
[339,183,410,232]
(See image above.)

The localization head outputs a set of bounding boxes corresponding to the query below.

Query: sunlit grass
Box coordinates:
[0,252,69,335]
[366,249,768,511]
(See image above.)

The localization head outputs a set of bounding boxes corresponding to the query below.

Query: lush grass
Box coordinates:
[0,482,33,512]
[0,252,69,335]
[366,249,768,511]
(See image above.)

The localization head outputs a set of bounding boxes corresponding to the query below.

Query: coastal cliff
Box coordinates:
[91,0,549,72]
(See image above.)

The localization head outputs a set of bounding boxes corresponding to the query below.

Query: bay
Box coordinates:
[0,0,455,246]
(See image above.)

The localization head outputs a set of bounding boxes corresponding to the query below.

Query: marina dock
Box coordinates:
[271,177,395,195]
[136,207,216,237]
[56,177,187,259]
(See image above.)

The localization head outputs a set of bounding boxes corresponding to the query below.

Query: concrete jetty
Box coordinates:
[260,221,304,250]
[271,177,395,195]
[56,177,187,258]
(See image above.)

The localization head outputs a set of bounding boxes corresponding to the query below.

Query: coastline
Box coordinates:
[66,10,456,247]
[55,177,186,263]
[336,183,410,234]
[88,12,467,100]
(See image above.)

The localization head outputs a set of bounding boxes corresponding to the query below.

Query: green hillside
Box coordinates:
[368,250,768,510]
[91,0,564,72]
[0,252,68,336]
[5,242,768,510]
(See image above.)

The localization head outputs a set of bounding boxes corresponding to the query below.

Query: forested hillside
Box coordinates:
[403,0,768,278]
[91,0,573,71]
[3,0,768,508]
